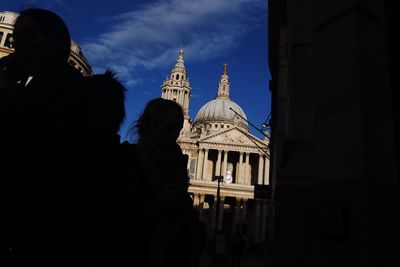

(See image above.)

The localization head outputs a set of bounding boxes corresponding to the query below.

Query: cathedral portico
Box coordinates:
[161,50,270,242]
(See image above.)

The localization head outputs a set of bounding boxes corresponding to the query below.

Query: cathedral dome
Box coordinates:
[194,97,248,128]
[193,63,248,130]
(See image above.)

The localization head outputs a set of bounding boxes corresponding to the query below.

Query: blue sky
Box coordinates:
[2,0,271,142]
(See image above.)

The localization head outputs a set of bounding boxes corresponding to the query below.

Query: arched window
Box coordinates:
[176,74,179,80]
[4,33,13,48]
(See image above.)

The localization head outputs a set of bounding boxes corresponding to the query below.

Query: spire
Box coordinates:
[173,49,185,70]
[217,62,230,98]
[161,49,191,117]
[160,50,192,137]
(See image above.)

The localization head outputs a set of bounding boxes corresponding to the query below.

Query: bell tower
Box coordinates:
[161,50,192,136]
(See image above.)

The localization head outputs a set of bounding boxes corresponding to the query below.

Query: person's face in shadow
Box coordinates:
[149,110,183,150]
[11,16,51,76]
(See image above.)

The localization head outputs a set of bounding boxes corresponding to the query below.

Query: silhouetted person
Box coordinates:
[52,69,127,266]
[0,8,87,265]
[82,69,126,141]
[127,97,199,267]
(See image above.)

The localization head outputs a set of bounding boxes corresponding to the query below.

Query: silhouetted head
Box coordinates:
[11,8,71,76]
[84,69,126,136]
[131,98,184,149]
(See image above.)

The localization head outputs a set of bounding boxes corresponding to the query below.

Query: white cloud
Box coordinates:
[81,0,267,82]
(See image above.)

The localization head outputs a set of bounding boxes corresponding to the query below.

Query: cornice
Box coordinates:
[199,142,263,153]
[188,179,254,199]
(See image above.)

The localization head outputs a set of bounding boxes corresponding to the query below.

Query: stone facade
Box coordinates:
[268,1,399,266]
[162,51,270,243]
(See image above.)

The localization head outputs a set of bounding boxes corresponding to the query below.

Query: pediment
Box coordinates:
[198,127,267,148]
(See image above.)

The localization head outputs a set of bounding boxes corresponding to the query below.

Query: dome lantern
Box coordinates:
[194,63,248,131]
[217,63,230,98]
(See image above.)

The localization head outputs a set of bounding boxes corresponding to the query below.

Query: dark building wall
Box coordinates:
[268,1,399,266]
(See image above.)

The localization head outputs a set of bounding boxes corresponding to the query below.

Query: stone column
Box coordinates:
[244,152,250,185]
[215,150,222,177]
[180,90,184,104]
[233,198,242,233]
[241,199,247,224]
[264,156,269,185]
[222,150,228,178]
[238,152,244,184]
[258,154,264,184]
[196,149,204,180]
[187,155,191,170]
[193,193,200,206]
[202,149,209,180]
[184,92,188,111]
[198,194,205,222]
